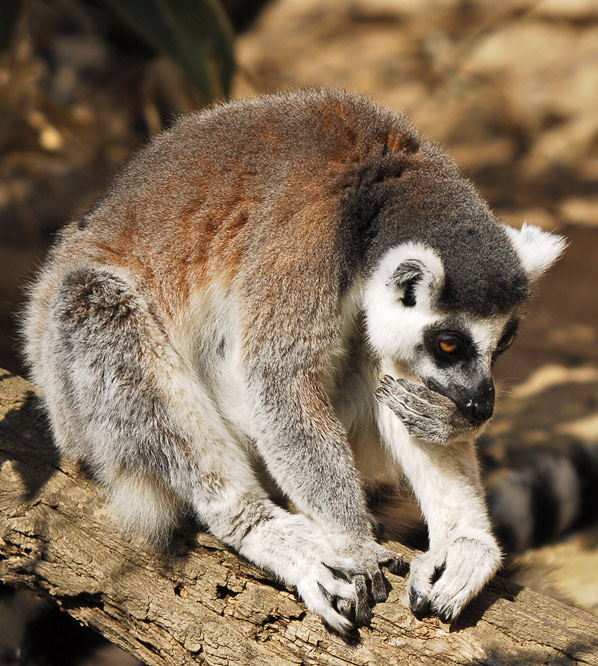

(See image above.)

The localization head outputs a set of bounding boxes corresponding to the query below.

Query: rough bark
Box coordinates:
[0,368,596,666]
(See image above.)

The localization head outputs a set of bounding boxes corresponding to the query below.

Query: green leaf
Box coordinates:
[0,0,24,52]
[104,0,235,102]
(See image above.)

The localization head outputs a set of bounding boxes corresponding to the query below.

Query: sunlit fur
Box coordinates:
[504,223,567,280]
[22,90,564,634]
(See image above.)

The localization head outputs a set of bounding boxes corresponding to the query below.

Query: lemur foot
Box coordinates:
[329,537,405,627]
[246,512,402,634]
[294,541,402,634]
[407,536,501,623]
[294,551,361,635]
[376,375,474,444]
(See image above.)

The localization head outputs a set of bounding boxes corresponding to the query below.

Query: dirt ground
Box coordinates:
[0,0,596,660]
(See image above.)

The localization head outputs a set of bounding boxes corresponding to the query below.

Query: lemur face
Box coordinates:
[364,225,565,427]
[415,313,517,425]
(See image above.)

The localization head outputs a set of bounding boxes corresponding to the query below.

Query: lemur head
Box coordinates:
[362,150,565,427]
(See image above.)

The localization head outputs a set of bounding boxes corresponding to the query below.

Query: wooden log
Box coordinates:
[0,368,596,666]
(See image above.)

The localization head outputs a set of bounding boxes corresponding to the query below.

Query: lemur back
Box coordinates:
[23,89,565,634]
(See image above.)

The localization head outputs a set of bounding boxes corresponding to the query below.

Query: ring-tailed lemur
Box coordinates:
[23,89,565,634]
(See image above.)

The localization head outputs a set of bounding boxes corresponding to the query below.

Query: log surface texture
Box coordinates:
[0,369,597,666]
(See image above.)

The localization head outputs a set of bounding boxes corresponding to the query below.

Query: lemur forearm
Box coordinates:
[250,372,371,536]
[377,405,492,546]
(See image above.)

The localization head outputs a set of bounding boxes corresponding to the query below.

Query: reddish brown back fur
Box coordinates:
[68,90,419,333]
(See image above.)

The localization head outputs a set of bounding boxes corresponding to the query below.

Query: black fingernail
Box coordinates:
[438,609,452,624]
[343,627,360,644]
[355,599,373,627]
[409,588,431,619]
[329,620,359,642]
[371,572,388,603]
[412,600,431,620]
[388,558,408,576]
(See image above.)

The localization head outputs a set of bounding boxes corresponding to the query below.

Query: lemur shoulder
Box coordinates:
[23,89,565,634]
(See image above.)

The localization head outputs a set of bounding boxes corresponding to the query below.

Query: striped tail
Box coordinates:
[480,364,598,553]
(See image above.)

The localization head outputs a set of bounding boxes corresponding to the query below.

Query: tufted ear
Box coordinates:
[385,245,445,308]
[364,243,445,359]
[388,260,426,307]
[503,223,566,280]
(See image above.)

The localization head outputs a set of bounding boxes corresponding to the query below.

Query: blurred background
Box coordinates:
[0,0,596,663]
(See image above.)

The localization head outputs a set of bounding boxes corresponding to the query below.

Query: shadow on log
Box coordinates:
[0,369,597,666]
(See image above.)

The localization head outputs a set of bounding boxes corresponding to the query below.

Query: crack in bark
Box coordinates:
[60,591,105,610]
[216,584,242,600]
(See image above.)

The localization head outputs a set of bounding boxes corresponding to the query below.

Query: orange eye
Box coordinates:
[499,334,514,350]
[439,340,458,353]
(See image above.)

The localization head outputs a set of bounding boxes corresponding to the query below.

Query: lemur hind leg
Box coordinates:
[43,267,361,633]
[40,267,195,541]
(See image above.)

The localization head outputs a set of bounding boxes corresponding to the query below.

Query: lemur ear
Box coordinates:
[503,223,566,280]
[386,245,445,308]
[388,260,425,307]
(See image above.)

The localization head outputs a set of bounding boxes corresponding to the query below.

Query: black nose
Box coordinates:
[462,398,494,425]
[425,377,496,426]
[458,380,495,425]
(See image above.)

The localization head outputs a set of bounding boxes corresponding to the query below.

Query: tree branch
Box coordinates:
[0,368,596,666]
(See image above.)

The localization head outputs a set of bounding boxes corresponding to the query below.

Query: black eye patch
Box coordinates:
[423,322,477,367]
[493,318,519,359]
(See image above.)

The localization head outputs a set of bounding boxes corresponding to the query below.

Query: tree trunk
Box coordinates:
[0,369,596,666]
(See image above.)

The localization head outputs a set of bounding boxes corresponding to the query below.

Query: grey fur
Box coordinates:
[22,89,563,634]
[361,146,530,316]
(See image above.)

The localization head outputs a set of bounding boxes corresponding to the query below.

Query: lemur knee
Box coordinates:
[54,268,137,332]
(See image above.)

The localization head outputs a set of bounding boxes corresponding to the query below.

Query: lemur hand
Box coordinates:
[375,375,474,445]
[407,535,501,623]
